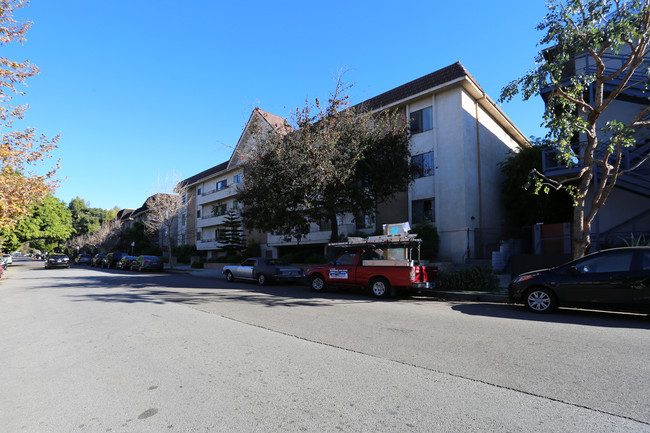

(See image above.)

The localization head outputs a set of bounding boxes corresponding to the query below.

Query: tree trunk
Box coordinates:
[329,213,339,243]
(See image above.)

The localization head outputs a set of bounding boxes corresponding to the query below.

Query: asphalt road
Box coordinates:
[1,258,649,432]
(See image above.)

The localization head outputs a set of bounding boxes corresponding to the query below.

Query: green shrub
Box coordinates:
[439,266,499,291]
[409,223,439,261]
[225,253,242,263]
[172,244,197,264]
[244,240,261,258]
[191,261,204,269]
[304,253,327,264]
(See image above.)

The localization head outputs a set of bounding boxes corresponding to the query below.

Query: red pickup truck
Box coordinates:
[306,237,439,298]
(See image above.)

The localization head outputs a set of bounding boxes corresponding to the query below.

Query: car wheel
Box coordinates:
[309,274,326,292]
[525,287,557,313]
[370,277,391,298]
[225,271,234,282]
[256,273,266,286]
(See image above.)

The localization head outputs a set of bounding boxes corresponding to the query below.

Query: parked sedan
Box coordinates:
[223,257,305,285]
[116,255,137,270]
[130,255,164,272]
[45,253,70,269]
[75,254,93,265]
[509,247,650,314]
[91,253,106,267]
[102,252,130,269]
[2,254,12,266]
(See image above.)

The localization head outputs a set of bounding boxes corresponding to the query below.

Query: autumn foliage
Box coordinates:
[0,0,59,231]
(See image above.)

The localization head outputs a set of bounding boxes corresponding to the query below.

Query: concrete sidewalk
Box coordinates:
[165,265,511,304]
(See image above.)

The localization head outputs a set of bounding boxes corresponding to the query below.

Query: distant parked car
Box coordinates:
[509,246,650,314]
[102,252,130,269]
[91,253,106,267]
[45,253,70,269]
[75,254,93,265]
[2,254,12,266]
[223,257,305,285]
[116,255,137,270]
[130,255,164,272]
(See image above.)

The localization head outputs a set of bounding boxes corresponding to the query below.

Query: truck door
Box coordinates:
[326,252,357,284]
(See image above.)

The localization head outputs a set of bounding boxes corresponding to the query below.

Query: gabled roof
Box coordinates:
[256,108,292,136]
[356,62,479,111]
[131,193,174,218]
[178,108,292,190]
[179,161,229,187]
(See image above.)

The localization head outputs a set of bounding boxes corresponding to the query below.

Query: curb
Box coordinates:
[419,290,510,303]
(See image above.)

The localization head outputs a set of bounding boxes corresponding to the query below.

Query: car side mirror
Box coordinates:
[567,266,580,276]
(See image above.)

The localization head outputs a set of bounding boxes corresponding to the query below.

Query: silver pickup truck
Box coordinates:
[223,257,305,285]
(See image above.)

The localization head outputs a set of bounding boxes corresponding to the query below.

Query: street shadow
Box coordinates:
[36,267,380,308]
[451,302,650,329]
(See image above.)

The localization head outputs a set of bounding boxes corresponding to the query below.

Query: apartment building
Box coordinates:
[179,63,529,263]
[178,108,290,258]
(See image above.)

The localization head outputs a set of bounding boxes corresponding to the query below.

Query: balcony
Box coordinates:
[197,239,226,251]
[197,184,237,206]
[197,213,227,228]
[543,141,650,195]
[267,223,360,246]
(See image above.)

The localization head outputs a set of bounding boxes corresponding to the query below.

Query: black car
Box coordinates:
[116,255,137,270]
[509,247,650,314]
[90,253,106,267]
[45,254,70,269]
[75,254,93,265]
[102,252,130,269]
[130,255,164,272]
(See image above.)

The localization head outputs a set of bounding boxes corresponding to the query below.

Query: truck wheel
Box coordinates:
[310,274,326,292]
[370,277,391,298]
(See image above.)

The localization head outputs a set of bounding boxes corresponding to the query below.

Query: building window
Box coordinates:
[233,174,242,184]
[217,179,228,191]
[181,214,187,226]
[412,199,435,224]
[212,203,227,217]
[412,152,434,178]
[355,214,374,230]
[410,106,433,134]
[232,200,239,210]
[183,194,187,204]
[197,187,202,195]
[197,208,201,219]
[196,230,202,241]
[216,227,226,242]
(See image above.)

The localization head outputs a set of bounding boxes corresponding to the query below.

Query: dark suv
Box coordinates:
[102,252,130,269]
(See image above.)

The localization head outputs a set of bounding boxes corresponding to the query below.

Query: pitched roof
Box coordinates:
[256,108,292,136]
[356,62,480,111]
[178,160,229,187]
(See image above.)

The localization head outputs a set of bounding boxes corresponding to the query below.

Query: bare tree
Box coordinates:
[143,183,189,267]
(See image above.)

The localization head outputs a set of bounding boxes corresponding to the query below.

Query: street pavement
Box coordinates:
[1,258,649,432]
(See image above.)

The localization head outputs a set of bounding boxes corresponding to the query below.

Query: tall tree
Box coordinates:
[219,209,245,257]
[68,197,101,237]
[0,0,60,231]
[499,142,573,228]
[12,195,73,251]
[238,77,412,242]
[501,0,650,258]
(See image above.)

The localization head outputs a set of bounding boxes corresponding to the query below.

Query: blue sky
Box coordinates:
[7,0,550,211]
